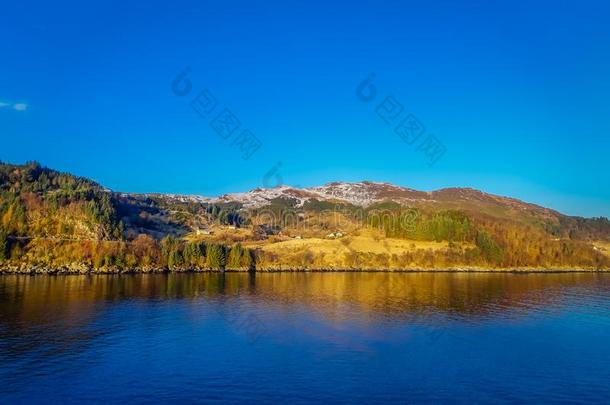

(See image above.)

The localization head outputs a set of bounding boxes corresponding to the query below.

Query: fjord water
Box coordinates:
[1,273,610,403]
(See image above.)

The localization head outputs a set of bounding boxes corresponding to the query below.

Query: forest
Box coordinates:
[0,162,254,271]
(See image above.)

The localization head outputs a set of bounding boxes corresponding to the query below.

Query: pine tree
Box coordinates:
[160,236,179,267]
[0,230,8,262]
[168,249,183,269]
[476,231,503,264]
[183,241,204,267]
[206,244,226,270]
[227,244,244,269]
[241,248,254,270]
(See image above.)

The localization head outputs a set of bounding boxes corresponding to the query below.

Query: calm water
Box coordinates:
[1,272,610,404]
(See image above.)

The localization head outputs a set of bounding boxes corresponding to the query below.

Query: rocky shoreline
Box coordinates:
[1,264,609,275]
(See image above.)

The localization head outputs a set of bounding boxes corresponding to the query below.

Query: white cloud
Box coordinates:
[0,100,28,111]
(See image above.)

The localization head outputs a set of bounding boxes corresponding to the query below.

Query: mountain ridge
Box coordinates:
[1,161,609,272]
[135,180,561,217]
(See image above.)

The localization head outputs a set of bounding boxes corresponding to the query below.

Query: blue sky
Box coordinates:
[1,0,609,217]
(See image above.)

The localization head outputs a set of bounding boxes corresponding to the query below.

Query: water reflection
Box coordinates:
[2,272,610,321]
[2,272,610,403]
[2,272,609,353]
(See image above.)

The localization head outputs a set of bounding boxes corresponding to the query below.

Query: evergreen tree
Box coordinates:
[168,249,183,269]
[476,231,503,264]
[183,241,205,267]
[206,244,226,269]
[227,244,244,269]
[0,230,8,262]
[241,248,254,270]
[160,236,179,267]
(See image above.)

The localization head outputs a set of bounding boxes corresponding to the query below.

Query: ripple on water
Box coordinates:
[1,272,610,403]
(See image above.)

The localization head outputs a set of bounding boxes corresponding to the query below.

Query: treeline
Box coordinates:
[0,233,255,271]
[365,207,609,268]
[550,216,610,241]
[368,208,473,242]
[471,217,609,268]
[0,160,99,195]
[145,196,250,228]
[0,161,123,240]
[158,236,254,270]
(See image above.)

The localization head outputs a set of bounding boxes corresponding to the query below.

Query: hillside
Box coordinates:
[0,161,609,273]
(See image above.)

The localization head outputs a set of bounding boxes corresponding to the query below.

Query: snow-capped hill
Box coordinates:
[210,185,322,208]
[306,181,426,206]
[205,181,435,208]
[132,181,559,221]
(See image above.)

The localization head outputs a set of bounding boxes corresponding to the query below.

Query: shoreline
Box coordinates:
[1,266,610,275]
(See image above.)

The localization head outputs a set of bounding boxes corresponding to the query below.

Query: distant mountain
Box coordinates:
[206,181,557,218]
[144,180,607,240]
[1,161,609,273]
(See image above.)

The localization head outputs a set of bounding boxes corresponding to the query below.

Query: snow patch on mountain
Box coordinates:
[126,181,556,219]
[308,182,387,206]
[203,181,434,208]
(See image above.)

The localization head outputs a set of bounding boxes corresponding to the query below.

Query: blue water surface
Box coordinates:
[1,272,610,404]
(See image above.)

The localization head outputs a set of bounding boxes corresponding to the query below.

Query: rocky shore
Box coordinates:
[1,264,609,275]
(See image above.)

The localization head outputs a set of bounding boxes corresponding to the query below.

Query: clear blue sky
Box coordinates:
[1,0,609,217]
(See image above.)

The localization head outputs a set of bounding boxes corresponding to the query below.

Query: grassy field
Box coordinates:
[181,224,608,271]
[249,234,452,256]
[241,228,476,269]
